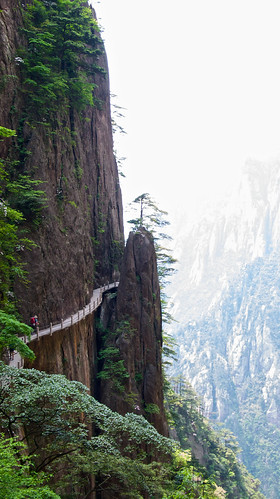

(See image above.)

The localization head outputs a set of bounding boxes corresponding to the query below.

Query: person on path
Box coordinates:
[30,315,39,333]
[9,346,15,360]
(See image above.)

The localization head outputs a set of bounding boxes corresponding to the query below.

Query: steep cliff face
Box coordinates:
[97,229,168,436]
[25,229,168,440]
[0,4,170,498]
[0,0,24,132]
[1,0,168,437]
[25,315,96,391]
[169,161,280,498]
[0,0,124,326]
[174,255,280,497]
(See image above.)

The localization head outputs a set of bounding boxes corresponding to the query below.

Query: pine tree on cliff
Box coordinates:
[127,193,177,288]
[128,193,177,364]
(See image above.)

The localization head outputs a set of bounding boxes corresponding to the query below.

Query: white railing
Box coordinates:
[9,282,119,368]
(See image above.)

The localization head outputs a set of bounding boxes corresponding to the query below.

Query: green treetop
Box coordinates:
[19,0,105,118]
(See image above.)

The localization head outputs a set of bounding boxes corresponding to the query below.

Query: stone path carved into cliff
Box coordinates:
[9,282,119,369]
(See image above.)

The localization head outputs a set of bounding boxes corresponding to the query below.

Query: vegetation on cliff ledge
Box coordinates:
[0,127,36,360]
[18,0,105,119]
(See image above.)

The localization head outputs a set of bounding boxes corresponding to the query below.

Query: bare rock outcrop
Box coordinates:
[97,228,168,436]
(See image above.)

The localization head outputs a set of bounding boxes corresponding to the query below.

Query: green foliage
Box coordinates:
[111,95,127,137]
[74,160,83,181]
[0,128,36,310]
[0,434,59,498]
[164,376,265,499]
[0,194,24,304]
[135,371,143,383]
[97,320,133,392]
[0,364,174,497]
[233,397,280,499]
[0,128,38,360]
[68,200,78,209]
[19,0,105,118]
[0,126,16,139]
[2,365,259,497]
[145,403,160,415]
[115,318,135,338]
[0,311,35,361]
[128,192,178,366]
[164,450,225,499]
[128,193,169,237]
[127,192,177,288]
[5,174,47,224]
[162,329,178,368]
[111,239,124,269]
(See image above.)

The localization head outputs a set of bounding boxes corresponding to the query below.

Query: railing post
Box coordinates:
[71,315,73,326]
[78,310,80,321]
[24,335,27,344]
[61,318,63,329]
[36,326,39,340]
[83,307,85,318]
[50,323,53,336]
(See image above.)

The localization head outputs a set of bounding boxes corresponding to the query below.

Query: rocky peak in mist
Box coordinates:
[169,160,280,498]
[168,159,280,324]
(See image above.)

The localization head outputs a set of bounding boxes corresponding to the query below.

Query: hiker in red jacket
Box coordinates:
[30,315,39,333]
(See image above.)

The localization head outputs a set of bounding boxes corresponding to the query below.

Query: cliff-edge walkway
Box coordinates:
[9,282,119,369]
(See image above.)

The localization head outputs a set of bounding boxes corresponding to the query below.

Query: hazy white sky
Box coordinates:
[93,0,280,229]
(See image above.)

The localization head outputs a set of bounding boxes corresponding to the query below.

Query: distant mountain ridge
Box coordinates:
[169,160,280,498]
[169,159,280,325]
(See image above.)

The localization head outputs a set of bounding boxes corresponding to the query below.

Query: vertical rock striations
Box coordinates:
[25,316,96,391]
[170,162,280,498]
[1,5,169,497]
[1,0,168,446]
[97,228,168,436]
[0,0,124,326]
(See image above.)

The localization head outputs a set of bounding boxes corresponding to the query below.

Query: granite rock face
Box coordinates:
[25,315,96,391]
[1,5,169,499]
[25,229,168,440]
[0,0,124,325]
[97,229,168,436]
[1,0,168,460]
[169,162,280,498]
